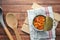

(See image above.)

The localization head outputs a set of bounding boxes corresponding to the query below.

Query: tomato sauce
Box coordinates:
[33,15,46,30]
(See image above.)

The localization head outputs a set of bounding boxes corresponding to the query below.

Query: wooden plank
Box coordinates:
[56,36,60,40]
[0,35,60,40]
[0,0,2,5]
[0,35,16,40]
[21,35,30,40]
[0,35,30,40]
[0,35,10,40]
[57,22,60,28]
[56,28,60,36]
[2,5,31,13]
[2,0,60,5]
[2,5,60,13]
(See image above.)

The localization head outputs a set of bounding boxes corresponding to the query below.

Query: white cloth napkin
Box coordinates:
[27,6,58,40]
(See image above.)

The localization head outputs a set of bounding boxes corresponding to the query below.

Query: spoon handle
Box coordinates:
[4,27,14,40]
[14,27,22,40]
[1,20,14,40]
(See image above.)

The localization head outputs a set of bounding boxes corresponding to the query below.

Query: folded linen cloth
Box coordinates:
[27,6,58,40]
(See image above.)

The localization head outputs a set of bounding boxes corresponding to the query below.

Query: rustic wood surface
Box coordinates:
[0,0,60,40]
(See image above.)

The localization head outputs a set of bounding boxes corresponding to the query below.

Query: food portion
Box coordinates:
[33,15,46,30]
[44,16,53,31]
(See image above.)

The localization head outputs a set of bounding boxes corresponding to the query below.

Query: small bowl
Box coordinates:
[33,15,46,31]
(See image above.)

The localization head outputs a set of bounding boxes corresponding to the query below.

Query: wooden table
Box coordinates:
[0,0,60,40]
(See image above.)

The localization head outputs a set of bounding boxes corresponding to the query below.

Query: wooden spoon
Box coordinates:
[6,13,22,40]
